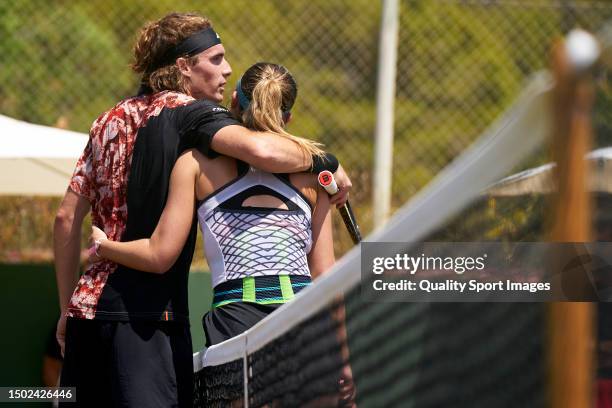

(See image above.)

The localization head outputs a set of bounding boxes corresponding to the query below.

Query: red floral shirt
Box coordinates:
[68,91,194,319]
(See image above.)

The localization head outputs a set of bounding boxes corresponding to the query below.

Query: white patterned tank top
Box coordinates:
[197,163,313,289]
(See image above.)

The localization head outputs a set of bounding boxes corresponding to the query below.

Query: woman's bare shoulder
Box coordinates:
[289,172,319,208]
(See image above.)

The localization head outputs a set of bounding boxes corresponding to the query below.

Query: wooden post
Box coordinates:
[548,38,595,408]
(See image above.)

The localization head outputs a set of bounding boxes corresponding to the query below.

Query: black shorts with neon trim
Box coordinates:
[203,275,312,347]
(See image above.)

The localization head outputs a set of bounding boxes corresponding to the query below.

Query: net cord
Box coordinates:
[194,70,555,368]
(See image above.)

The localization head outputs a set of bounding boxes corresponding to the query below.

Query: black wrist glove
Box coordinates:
[310,152,339,174]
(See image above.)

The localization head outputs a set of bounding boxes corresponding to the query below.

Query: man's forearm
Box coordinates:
[54,217,81,313]
[252,132,312,173]
[53,190,90,313]
[212,126,311,173]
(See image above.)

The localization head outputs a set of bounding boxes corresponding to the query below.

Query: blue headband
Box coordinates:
[235,78,251,111]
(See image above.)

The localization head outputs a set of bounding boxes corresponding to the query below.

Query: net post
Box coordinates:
[547,35,596,408]
[373,0,399,226]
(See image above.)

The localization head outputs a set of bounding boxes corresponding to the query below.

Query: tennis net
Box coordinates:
[192,71,554,407]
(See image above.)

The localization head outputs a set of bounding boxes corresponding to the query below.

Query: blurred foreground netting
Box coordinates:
[194,292,545,408]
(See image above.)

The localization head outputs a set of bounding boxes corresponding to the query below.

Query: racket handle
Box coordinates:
[318,170,362,244]
[318,170,338,194]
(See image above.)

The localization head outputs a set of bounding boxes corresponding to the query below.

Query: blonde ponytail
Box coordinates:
[240,64,325,158]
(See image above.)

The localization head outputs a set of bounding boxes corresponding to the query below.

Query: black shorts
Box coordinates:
[202,302,282,347]
[60,318,192,408]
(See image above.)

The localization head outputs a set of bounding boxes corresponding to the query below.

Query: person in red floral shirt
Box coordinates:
[53,12,350,407]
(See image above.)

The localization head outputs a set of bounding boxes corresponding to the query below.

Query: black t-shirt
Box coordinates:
[94,100,239,322]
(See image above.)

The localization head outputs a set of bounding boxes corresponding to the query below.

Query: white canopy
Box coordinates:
[0,114,88,196]
[487,147,612,196]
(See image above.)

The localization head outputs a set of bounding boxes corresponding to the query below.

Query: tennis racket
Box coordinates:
[318,170,362,244]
